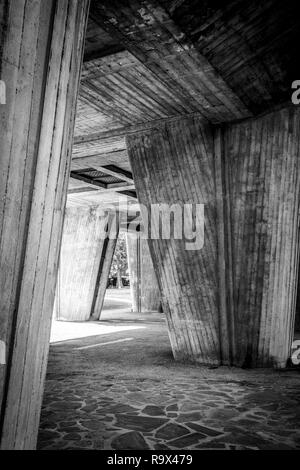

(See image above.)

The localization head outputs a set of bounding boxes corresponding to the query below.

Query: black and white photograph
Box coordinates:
[0,0,300,456]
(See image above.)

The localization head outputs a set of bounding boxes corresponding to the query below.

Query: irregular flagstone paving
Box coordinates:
[38,316,300,451]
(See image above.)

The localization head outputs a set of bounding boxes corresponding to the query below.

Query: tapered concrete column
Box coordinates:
[295,272,300,332]
[126,233,161,313]
[127,108,300,368]
[221,107,300,368]
[0,0,89,449]
[55,207,118,322]
[90,213,119,321]
[127,117,221,365]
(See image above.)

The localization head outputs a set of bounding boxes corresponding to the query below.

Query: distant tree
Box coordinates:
[110,232,128,288]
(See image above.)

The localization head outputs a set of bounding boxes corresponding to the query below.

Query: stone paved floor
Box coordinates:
[38,290,300,450]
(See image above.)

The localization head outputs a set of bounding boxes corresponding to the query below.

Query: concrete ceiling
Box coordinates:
[69,0,300,205]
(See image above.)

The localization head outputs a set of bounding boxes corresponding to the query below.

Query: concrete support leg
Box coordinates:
[295,270,300,333]
[127,118,221,365]
[90,214,119,321]
[126,233,161,313]
[222,108,300,367]
[127,108,300,368]
[0,0,89,449]
[55,207,118,322]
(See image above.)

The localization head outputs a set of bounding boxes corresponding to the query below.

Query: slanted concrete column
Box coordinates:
[90,213,119,321]
[221,107,300,367]
[127,108,300,368]
[55,207,118,321]
[126,233,161,313]
[0,0,89,449]
[127,117,222,365]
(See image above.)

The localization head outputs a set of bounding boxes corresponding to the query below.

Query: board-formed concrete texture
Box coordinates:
[127,109,300,368]
[126,233,162,313]
[1,0,300,450]
[55,206,118,322]
[0,0,89,449]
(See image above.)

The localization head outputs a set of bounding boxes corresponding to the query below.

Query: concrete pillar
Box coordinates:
[0,0,89,449]
[55,207,118,322]
[221,107,300,368]
[126,233,161,313]
[90,213,119,321]
[127,108,300,368]
[128,117,221,365]
[295,269,300,332]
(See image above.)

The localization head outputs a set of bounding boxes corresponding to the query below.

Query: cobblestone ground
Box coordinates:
[38,294,300,450]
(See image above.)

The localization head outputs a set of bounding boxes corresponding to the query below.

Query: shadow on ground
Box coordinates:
[38,289,300,450]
